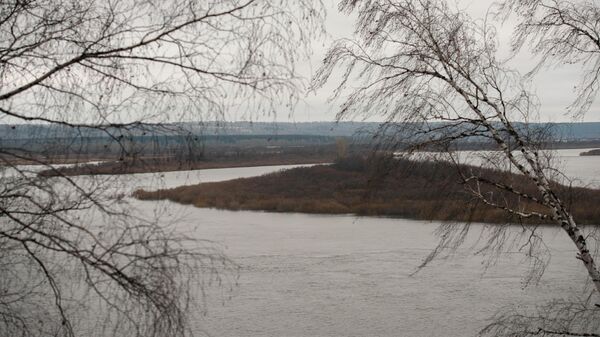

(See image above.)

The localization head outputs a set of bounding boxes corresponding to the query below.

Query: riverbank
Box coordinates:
[37,152,335,177]
[581,149,600,156]
[24,141,600,177]
[134,156,600,224]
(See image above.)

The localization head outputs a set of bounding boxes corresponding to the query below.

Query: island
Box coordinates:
[134,156,600,225]
[580,149,600,156]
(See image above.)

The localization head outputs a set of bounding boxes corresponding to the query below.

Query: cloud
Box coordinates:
[293,0,599,123]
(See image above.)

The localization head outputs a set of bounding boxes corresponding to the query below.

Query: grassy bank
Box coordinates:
[581,149,600,156]
[134,156,600,225]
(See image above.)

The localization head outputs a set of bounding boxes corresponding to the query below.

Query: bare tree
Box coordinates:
[481,297,600,336]
[0,1,324,336]
[496,0,600,116]
[313,0,599,333]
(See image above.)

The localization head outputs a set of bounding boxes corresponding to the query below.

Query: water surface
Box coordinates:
[120,148,600,337]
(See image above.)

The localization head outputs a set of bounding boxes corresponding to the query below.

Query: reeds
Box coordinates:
[134,156,600,225]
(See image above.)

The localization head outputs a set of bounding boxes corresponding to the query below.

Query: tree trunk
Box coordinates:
[558,212,600,294]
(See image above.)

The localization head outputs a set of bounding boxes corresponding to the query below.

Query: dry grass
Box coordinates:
[39,153,334,176]
[580,149,600,156]
[134,156,600,225]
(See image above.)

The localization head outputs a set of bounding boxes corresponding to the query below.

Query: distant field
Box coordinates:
[134,156,600,225]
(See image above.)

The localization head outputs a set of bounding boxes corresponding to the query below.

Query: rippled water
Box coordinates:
[115,148,599,337]
[8,149,598,336]
[156,208,584,337]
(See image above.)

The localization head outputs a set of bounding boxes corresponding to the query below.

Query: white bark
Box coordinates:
[315,0,600,295]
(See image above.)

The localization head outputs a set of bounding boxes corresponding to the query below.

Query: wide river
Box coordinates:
[93,149,600,336]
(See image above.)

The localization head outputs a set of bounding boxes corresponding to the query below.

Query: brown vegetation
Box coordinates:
[39,155,333,176]
[38,151,337,176]
[134,156,600,225]
[580,149,600,156]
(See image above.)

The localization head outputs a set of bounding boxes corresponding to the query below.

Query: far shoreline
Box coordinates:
[30,145,600,177]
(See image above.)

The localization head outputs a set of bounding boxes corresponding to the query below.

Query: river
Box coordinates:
[90,148,596,337]
[11,149,598,336]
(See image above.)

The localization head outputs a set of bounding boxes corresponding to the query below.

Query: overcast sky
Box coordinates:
[282,0,600,123]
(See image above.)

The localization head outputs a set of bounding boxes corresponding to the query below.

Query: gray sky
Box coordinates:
[284,0,600,123]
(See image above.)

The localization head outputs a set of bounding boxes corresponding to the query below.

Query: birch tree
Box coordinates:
[0,1,324,336]
[313,0,599,333]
